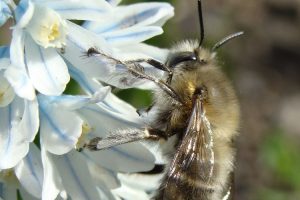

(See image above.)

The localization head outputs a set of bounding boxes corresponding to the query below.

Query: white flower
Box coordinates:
[25,5,67,48]
[0,144,43,199]
[0,0,175,199]
[0,46,39,170]
[38,87,110,155]
[4,0,112,99]
[0,55,15,107]
[4,0,173,100]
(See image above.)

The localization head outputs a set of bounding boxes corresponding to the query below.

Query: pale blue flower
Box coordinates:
[4,0,113,100]
[0,46,39,170]
[4,0,173,99]
[0,0,174,199]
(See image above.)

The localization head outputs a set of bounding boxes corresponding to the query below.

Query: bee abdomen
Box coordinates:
[154,178,216,200]
[153,161,225,200]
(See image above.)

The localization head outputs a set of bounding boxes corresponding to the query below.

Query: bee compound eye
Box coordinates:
[167,52,197,68]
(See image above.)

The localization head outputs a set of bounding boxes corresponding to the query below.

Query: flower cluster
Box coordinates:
[0,0,173,199]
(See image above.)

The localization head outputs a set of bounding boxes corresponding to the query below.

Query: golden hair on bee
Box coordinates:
[84,0,243,200]
[150,38,240,199]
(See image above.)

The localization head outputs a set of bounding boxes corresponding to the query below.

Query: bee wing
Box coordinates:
[166,96,214,185]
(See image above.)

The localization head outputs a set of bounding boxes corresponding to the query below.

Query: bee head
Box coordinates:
[164,0,208,70]
[166,41,215,70]
[165,0,243,70]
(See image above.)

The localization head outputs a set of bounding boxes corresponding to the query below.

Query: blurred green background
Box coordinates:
[2,0,300,199]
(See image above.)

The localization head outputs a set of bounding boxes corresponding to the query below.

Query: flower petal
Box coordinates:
[83,141,155,173]
[117,173,162,192]
[38,95,83,155]
[15,0,34,28]
[67,62,102,94]
[25,5,67,48]
[141,141,166,165]
[0,68,15,107]
[78,103,142,134]
[10,28,25,68]
[41,0,112,21]
[116,43,169,63]
[0,98,29,169]
[6,29,35,100]
[66,21,110,52]
[14,144,43,198]
[51,151,104,200]
[68,63,147,117]
[102,92,142,116]
[19,98,39,141]
[77,101,155,172]
[4,65,36,100]
[85,159,119,189]
[44,86,111,110]
[102,26,163,46]
[112,183,149,200]
[70,64,143,117]
[41,148,63,200]
[61,21,114,78]
[84,2,174,34]
[25,36,70,95]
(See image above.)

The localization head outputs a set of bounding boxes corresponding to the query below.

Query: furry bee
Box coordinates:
[84,0,243,199]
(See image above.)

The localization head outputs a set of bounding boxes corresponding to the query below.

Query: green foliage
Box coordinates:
[115,88,152,109]
[263,129,300,189]
[258,129,300,199]
[64,78,82,95]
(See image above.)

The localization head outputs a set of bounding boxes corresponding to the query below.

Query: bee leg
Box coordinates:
[84,128,166,151]
[86,47,171,73]
[125,59,171,72]
[125,59,173,84]
[85,48,180,103]
[130,63,182,104]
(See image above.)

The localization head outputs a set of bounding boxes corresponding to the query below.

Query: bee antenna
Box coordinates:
[212,31,244,51]
[198,0,204,47]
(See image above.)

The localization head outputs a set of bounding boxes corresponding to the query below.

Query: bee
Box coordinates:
[84,0,243,199]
